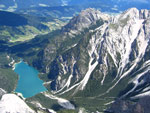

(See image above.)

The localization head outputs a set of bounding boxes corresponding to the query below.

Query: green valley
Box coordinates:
[0,10,67,42]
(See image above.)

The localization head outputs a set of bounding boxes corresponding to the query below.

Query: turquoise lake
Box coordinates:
[14,61,47,98]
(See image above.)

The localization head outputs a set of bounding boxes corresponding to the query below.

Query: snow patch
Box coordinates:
[104,101,115,106]
[43,81,52,85]
[132,90,150,99]
[9,58,15,67]
[48,109,57,113]
[43,92,75,110]
[123,69,150,97]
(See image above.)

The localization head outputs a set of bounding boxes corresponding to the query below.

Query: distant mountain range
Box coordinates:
[0,0,62,11]
[0,0,150,12]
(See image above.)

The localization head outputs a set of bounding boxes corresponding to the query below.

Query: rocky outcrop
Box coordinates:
[62,8,110,34]
[106,96,150,113]
[0,94,35,113]
[0,88,6,98]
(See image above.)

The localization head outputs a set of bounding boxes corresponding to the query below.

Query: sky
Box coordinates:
[112,0,149,3]
[132,0,149,3]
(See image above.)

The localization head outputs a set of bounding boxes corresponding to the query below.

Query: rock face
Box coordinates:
[44,7,150,95]
[0,88,6,98]
[62,8,110,33]
[106,96,150,113]
[40,8,150,110]
[0,94,35,113]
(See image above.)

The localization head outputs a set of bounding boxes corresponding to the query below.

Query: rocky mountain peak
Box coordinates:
[79,8,109,21]
[119,8,139,20]
[120,8,150,20]
[110,8,150,34]
[62,8,110,34]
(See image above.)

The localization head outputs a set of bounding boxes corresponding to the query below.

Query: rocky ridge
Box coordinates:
[0,94,34,113]
[62,8,110,34]
[39,8,150,112]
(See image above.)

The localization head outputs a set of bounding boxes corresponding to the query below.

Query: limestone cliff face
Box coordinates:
[62,8,110,34]
[43,8,150,99]
[0,94,35,113]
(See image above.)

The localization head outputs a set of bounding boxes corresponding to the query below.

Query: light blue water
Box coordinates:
[14,61,47,98]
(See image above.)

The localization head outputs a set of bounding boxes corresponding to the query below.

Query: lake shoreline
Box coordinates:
[13,61,47,98]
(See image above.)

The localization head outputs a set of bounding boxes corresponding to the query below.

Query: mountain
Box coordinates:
[1,0,150,13]
[17,6,81,18]
[65,0,150,11]
[110,0,150,11]
[0,7,150,113]
[62,8,109,33]
[41,7,150,95]
[0,94,34,113]
[27,8,150,112]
